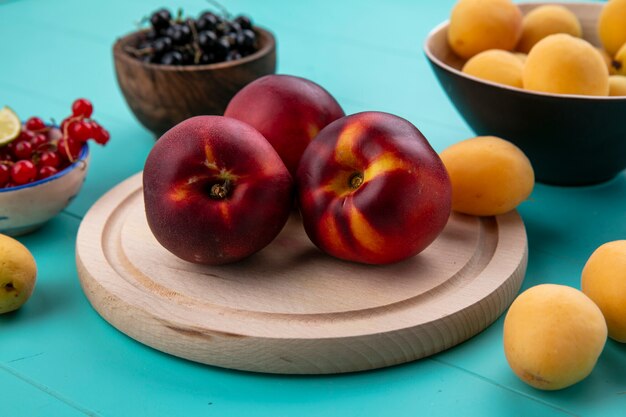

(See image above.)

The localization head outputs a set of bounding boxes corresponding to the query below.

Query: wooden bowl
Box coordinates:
[113,27,276,138]
[424,2,626,186]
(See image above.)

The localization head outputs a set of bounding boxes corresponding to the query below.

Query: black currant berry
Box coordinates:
[153,37,173,54]
[160,51,183,65]
[229,22,242,34]
[238,29,256,50]
[226,32,238,47]
[166,24,191,45]
[234,15,252,30]
[214,37,231,58]
[150,9,171,32]
[181,50,195,65]
[198,30,218,51]
[226,50,242,61]
[200,53,216,64]
[196,13,217,31]
[215,21,231,35]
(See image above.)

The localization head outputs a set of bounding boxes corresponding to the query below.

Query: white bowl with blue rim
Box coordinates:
[0,144,90,236]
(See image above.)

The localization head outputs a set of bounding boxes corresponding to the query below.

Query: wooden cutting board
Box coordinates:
[76,172,527,374]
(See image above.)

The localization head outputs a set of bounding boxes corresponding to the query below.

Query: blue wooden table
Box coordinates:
[2,0,624,416]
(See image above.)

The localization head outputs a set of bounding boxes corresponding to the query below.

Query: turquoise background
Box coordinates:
[1,0,624,416]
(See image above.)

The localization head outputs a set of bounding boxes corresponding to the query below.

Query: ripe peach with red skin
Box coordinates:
[297,112,452,265]
[143,116,293,265]
[224,74,345,176]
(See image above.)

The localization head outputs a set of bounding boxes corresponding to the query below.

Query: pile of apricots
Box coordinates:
[503,241,626,391]
[443,0,626,392]
[448,0,626,96]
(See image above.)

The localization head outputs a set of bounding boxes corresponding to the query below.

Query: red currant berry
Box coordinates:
[83,120,98,138]
[93,126,110,145]
[57,137,82,161]
[38,165,58,179]
[25,117,46,131]
[19,130,36,142]
[30,133,48,149]
[60,117,74,133]
[39,150,61,168]
[67,121,92,142]
[8,140,24,157]
[68,121,91,142]
[13,141,33,159]
[72,98,93,118]
[0,164,10,186]
[0,148,13,162]
[10,160,37,185]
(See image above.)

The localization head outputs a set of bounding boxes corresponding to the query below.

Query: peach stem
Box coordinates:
[210,179,232,199]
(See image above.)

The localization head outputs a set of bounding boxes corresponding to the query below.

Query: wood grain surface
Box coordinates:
[76,173,528,374]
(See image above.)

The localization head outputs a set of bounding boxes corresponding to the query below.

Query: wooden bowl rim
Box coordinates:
[423,1,626,102]
[113,26,276,72]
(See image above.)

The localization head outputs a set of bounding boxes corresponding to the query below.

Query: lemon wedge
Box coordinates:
[0,106,21,146]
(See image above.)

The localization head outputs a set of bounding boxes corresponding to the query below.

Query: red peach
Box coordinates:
[224,74,345,176]
[143,116,294,265]
[296,112,452,265]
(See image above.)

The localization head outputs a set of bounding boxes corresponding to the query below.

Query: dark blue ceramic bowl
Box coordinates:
[424,2,626,185]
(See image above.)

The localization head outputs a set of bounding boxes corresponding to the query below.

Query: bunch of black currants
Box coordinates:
[128,8,259,65]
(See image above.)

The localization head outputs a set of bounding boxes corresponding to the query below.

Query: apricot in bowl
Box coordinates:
[523,34,609,96]
[516,4,582,54]
[462,50,523,89]
[424,2,626,185]
[447,0,522,59]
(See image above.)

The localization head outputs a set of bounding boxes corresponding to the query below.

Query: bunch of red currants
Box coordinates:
[0,98,110,188]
